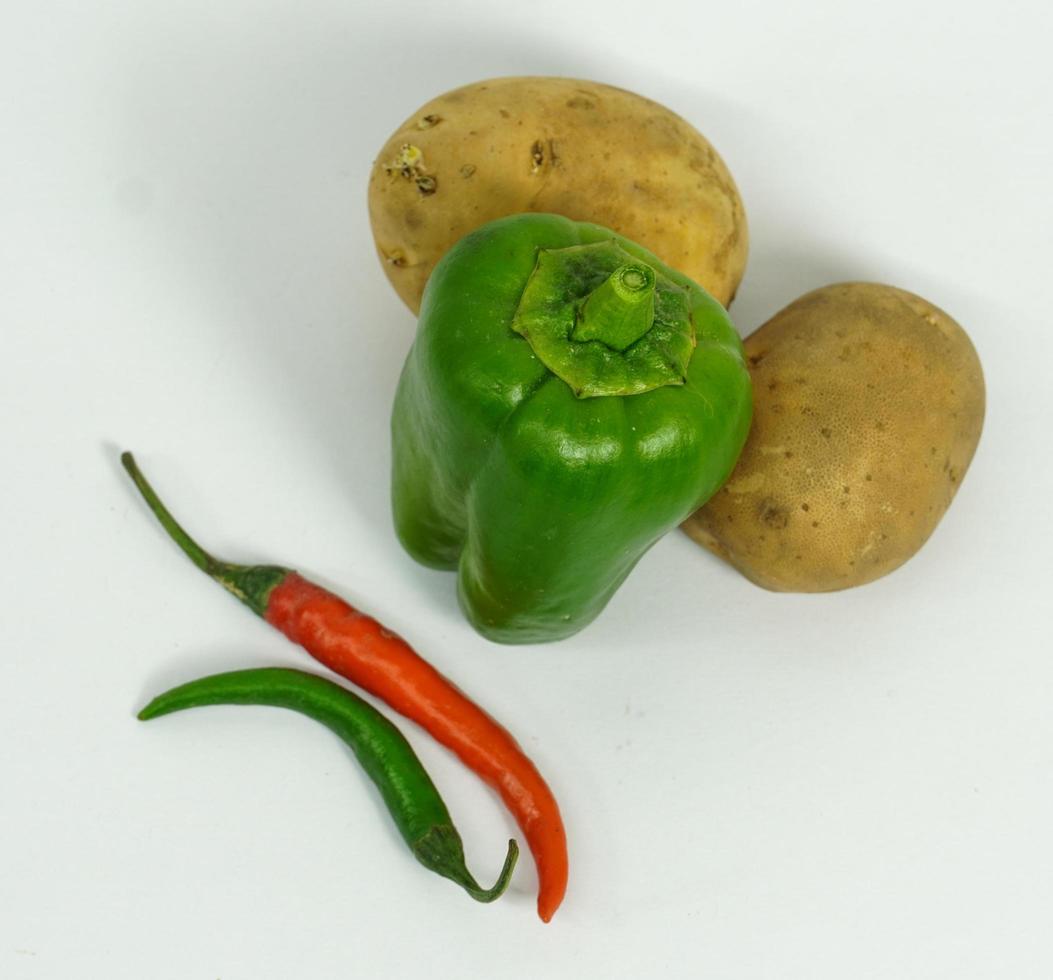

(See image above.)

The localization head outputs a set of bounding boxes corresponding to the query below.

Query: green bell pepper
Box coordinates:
[391,213,752,644]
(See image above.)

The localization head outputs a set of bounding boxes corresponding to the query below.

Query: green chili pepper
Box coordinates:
[138,667,519,903]
[391,212,753,643]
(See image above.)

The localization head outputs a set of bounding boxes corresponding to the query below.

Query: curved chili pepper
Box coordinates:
[122,452,568,922]
[139,667,518,901]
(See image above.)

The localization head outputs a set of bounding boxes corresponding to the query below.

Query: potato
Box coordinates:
[368,76,747,313]
[682,282,985,591]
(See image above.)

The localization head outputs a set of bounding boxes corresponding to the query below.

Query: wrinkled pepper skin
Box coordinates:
[391,214,752,644]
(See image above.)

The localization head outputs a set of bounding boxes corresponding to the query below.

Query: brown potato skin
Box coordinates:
[682,282,985,591]
[368,76,747,313]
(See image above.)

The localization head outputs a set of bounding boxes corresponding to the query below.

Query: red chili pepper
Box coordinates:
[122,452,568,922]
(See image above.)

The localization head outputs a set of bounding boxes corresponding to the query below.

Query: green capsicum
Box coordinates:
[391,213,752,644]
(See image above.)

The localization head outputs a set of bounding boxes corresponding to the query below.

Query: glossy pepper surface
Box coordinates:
[391,213,753,644]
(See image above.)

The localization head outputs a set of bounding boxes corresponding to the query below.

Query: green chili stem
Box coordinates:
[445,839,519,903]
[413,827,519,902]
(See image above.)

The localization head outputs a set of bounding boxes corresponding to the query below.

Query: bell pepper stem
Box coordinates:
[571,262,656,351]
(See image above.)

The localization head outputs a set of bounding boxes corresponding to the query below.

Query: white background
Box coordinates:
[2,0,1051,977]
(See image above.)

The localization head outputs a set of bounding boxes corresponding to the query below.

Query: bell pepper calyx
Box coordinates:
[511,240,696,398]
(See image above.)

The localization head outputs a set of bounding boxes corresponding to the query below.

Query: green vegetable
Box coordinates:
[391,213,753,643]
[139,667,519,902]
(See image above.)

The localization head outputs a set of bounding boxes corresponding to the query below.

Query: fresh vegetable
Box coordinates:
[391,213,752,643]
[139,667,519,902]
[121,452,568,923]
[682,282,985,591]
[368,76,748,314]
